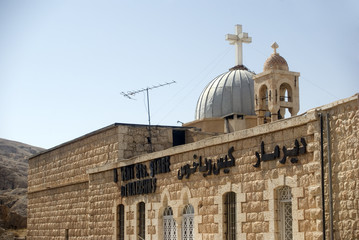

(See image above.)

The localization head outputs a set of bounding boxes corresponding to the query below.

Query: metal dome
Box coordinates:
[195,68,255,120]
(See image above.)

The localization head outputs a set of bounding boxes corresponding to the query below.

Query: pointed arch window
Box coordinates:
[117,204,125,240]
[182,204,194,240]
[163,206,177,240]
[138,202,145,240]
[224,192,236,240]
[260,85,269,107]
[279,83,292,102]
[278,186,293,240]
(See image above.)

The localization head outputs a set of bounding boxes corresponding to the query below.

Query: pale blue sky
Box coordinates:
[1,0,358,149]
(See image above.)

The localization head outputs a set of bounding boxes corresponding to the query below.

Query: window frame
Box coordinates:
[182,204,194,240]
[278,186,293,240]
[224,192,236,240]
[117,204,125,240]
[138,202,146,240]
[163,206,177,240]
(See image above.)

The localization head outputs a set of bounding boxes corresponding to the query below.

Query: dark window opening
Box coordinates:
[65,229,69,240]
[118,204,125,240]
[173,130,185,146]
[138,202,145,239]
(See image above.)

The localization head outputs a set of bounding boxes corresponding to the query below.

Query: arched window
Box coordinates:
[138,202,145,240]
[118,204,125,240]
[182,204,194,240]
[224,192,236,240]
[278,186,293,240]
[259,85,269,108]
[279,83,292,103]
[163,206,177,240]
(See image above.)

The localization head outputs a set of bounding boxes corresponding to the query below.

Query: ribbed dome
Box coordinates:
[263,53,289,71]
[195,68,255,120]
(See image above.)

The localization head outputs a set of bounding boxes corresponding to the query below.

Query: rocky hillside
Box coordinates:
[0,138,43,235]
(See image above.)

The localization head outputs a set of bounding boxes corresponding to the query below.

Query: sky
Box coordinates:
[0,0,358,149]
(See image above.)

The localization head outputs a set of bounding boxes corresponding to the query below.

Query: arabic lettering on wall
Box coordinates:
[177,146,235,180]
[253,138,307,168]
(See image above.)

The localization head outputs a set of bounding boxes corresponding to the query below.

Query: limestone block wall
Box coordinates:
[27,124,182,239]
[27,182,89,240]
[28,125,121,239]
[163,123,319,240]
[185,129,218,143]
[97,110,326,240]
[28,125,120,192]
[88,170,119,239]
[28,124,177,193]
[117,125,173,159]
[321,96,359,239]
[27,95,359,240]
[183,118,225,133]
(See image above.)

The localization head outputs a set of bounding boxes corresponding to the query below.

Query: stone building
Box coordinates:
[27,25,359,240]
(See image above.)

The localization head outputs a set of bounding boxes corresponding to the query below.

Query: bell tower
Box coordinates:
[253,42,300,125]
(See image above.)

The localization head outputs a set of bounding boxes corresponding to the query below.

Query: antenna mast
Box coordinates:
[121,80,176,152]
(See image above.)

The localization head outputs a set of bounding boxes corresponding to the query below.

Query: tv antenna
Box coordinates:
[121,80,176,152]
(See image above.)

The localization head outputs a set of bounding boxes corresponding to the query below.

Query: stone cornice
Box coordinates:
[253,69,300,79]
[88,108,318,175]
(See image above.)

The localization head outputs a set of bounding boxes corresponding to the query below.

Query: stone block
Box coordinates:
[308,186,321,197]
[312,231,323,240]
[247,233,256,240]
[247,213,257,222]
[242,222,252,233]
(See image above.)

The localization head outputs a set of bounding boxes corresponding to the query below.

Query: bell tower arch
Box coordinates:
[253,42,300,125]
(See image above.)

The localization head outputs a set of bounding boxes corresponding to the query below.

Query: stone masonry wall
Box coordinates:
[117,125,173,159]
[28,124,177,239]
[28,126,120,192]
[323,97,359,239]
[28,96,359,240]
[92,110,331,240]
[160,122,319,240]
[27,126,120,240]
[28,124,176,193]
[27,182,89,240]
[88,170,119,239]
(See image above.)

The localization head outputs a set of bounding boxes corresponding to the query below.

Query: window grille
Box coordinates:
[278,186,293,240]
[224,192,236,240]
[182,204,194,240]
[118,204,125,240]
[138,202,145,240]
[163,206,177,240]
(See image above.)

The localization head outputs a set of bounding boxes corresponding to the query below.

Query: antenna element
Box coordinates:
[121,81,176,152]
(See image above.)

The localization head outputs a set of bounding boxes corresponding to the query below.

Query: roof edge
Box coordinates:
[29,123,191,159]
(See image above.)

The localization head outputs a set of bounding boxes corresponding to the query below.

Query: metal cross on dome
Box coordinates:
[225,24,252,66]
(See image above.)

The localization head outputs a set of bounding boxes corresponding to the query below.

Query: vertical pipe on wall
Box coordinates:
[320,113,327,240]
[326,113,334,240]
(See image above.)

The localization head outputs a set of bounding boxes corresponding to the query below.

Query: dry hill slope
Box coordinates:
[0,138,43,236]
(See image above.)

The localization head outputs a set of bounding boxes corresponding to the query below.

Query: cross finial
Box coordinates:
[271,42,279,54]
[225,24,252,66]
